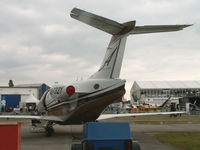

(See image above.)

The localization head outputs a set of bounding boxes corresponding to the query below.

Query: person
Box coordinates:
[29,105,32,112]
[25,106,28,113]
[176,104,181,117]
[1,100,6,112]
[170,103,177,117]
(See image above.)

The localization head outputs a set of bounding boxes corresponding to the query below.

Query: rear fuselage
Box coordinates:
[37,79,125,124]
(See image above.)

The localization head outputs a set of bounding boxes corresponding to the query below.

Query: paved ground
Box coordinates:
[21,124,200,150]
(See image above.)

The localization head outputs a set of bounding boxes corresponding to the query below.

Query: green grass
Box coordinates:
[149,132,200,150]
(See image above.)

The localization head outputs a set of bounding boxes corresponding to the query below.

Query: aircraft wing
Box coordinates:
[97,111,186,120]
[0,115,63,122]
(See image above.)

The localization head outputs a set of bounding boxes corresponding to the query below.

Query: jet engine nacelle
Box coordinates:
[49,85,75,100]
[37,85,76,112]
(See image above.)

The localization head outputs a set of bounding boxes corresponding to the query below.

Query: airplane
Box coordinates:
[0,8,191,136]
[158,96,172,109]
[139,96,172,112]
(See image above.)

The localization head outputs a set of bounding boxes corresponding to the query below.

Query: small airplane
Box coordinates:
[0,8,191,136]
[156,96,173,111]
[139,96,172,111]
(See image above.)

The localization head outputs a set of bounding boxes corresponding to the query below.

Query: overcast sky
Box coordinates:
[0,0,199,99]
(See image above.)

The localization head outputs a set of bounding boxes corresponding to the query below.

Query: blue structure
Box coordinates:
[41,84,47,96]
[1,95,21,108]
[82,122,133,150]
[84,122,132,141]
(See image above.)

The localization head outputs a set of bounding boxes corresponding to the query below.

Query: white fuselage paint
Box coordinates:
[37,79,125,118]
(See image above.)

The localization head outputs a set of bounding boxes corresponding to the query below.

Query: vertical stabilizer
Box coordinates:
[90,35,128,79]
[71,8,135,79]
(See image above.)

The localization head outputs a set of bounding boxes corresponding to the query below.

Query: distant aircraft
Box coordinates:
[139,96,172,111]
[158,96,172,109]
[0,8,191,136]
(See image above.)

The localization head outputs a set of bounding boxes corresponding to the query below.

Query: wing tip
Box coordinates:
[180,24,193,29]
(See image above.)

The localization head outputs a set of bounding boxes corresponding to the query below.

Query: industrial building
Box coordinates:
[130,81,200,105]
[0,83,50,111]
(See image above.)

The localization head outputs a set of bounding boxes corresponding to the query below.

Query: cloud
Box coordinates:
[0,0,200,99]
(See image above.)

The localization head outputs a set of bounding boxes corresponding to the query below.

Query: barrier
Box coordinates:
[0,122,23,150]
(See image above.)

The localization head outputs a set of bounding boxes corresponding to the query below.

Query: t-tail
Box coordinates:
[70,8,192,79]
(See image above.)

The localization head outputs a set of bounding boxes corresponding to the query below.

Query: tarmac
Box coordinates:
[21,123,200,150]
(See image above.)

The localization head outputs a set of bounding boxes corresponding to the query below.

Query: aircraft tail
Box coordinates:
[160,96,171,108]
[70,8,191,79]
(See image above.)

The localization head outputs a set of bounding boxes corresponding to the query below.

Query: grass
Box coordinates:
[104,115,200,124]
[149,132,200,150]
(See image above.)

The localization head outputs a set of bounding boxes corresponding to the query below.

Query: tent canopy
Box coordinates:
[25,94,39,104]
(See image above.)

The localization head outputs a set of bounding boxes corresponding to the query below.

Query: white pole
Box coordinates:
[186,103,190,114]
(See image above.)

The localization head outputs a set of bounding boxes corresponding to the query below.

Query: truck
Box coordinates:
[71,122,141,150]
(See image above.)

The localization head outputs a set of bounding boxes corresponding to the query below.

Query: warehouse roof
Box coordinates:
[135,81,200,89]
[0,83,50,88]
[15,83,48,88]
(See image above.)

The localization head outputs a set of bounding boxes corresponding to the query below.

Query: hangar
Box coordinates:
[0,83,50,111]
[130,81,200,105]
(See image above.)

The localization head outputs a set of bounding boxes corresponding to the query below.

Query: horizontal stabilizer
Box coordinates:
[131,24,192,34]
[70,8,192,79]
[70,8,135,35]
[70,8,192,36]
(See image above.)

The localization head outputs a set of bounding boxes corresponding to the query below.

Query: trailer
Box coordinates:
[71,122,141,150]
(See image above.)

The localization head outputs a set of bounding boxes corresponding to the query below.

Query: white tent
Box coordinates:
[24,94,40,104]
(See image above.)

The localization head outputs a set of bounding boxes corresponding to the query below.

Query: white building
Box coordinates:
[0,83,50,109]
[130,81,200,105]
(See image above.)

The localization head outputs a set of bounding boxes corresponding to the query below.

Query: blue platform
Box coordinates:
[83,122,133,141]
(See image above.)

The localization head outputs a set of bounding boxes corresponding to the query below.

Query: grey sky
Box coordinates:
[0,0,199,99]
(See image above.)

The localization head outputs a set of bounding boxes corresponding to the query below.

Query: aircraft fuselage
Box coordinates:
[37,79,125,124]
